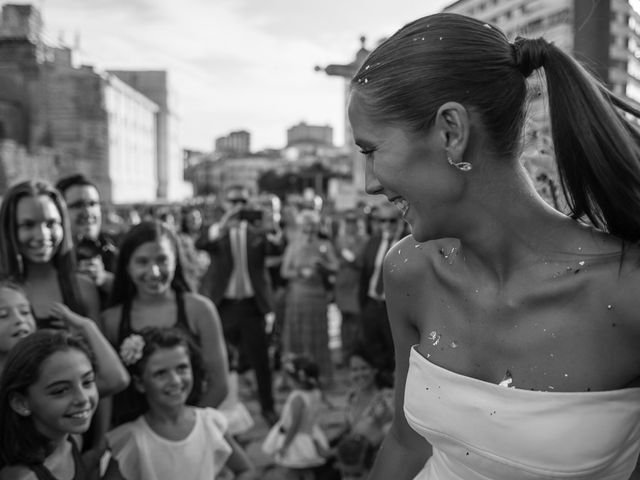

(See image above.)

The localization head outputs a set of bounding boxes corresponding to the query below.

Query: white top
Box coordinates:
[107,408,232,480]
[405,346,640,480]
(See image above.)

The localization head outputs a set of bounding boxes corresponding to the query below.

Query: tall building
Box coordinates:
[0,4,169,203]
[215,130,251,158]
[444,0,639,114]
[443,0,637,210]
[109,70,188,200]
[187,154,280,197]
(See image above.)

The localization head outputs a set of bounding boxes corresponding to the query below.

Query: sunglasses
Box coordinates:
[67,200,100,210]
[228,198,248,205]
[374,217,398,224]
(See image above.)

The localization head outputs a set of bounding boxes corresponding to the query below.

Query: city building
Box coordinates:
[443,0,637,210]
[444,0,639,125]
[286,121,333,147]
[0,3,176,203]
[215,129,251,158]
[187,153,281,197]
[109,70,190,201]
[283,121,337,162]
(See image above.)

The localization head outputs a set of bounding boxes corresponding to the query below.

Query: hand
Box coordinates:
[265,312,275,334]
[277,443,289,458]
[219,204,244,229]
[266,228,283,245]
[372,395,393,423]
[299,266,314,278]
[341,248,356,262]
[49,303,90,330]
[78,257,107,286]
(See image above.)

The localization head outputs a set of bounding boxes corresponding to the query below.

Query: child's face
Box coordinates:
[136,345,193,410]
[0,287,36,353]
[15,349,97,441]
[127,237,176,298]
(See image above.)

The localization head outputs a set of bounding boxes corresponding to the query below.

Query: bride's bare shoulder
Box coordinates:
[384,236,457,282]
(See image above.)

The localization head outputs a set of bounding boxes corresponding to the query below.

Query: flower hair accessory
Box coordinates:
[119,334,145,366]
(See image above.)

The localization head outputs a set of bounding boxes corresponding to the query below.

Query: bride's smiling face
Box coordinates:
[348,92,464,242]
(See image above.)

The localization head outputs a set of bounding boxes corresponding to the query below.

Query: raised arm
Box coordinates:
[50,303,129,397]
[195,205,243,251]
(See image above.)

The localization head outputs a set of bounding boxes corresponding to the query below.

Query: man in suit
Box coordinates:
[197,186,283,425]
[358,204,404,379]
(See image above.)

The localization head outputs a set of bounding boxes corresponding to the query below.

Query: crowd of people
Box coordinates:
[0,166,398,479]
[2,9,640,480]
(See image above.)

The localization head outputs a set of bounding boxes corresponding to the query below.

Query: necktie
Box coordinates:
[370,234,389,300]
[233,226,245,297]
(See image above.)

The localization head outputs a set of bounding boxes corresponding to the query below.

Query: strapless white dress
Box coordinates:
[405,346,640,479]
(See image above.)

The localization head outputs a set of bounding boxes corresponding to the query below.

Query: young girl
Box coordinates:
[0,330,122,480]
[262,354,329,480]
[102,220,228,427]
[0,280,36,374]
[0,279,129,392]
[106,327,255,480]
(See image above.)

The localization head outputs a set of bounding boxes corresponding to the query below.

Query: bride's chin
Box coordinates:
[407,222,432,244]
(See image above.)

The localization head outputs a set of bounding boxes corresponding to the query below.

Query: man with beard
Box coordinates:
[56,174,117,308]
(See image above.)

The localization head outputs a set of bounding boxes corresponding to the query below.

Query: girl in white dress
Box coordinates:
[107,327,255,480]
[262,354,329,480]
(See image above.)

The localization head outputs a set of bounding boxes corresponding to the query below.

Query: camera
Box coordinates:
[75,237,103,261]
[238,209,263,224]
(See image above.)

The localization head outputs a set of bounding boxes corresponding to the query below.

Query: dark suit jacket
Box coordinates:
[359,234,385,308]
[197,224,283,315]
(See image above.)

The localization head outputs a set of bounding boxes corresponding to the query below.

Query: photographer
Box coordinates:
[197,186,284,426]
[56,173,118,309]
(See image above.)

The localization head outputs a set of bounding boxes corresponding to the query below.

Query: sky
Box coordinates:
[39,0,453,152]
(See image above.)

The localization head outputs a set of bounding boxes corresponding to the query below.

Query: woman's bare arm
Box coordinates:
[367,243,432,480]
[189,294,229,407]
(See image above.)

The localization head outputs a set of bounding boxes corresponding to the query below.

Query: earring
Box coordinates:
[447,154,472,172]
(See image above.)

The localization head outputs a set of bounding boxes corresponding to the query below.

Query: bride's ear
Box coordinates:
[434,102,470,162]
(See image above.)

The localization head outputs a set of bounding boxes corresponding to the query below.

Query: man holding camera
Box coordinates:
[197,185,284,425]
[56,174,118,309]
